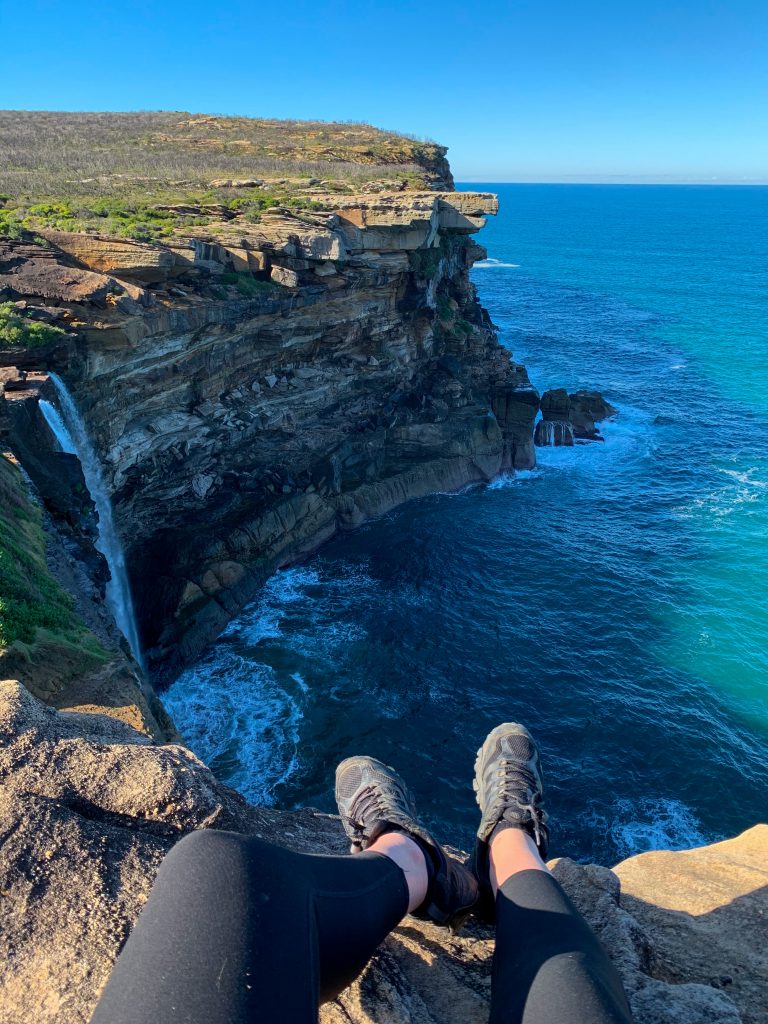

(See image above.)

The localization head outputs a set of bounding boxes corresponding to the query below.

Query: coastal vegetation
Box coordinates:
[0,303,68,348]
[0,111,450,242]
[0,454,106,661]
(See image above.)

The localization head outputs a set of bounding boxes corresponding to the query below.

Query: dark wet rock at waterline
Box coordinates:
[534,419,574,447]
[569,389,617,440]
[536,388,616,445]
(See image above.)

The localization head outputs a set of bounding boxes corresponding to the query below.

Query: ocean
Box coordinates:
[164,184,768,865]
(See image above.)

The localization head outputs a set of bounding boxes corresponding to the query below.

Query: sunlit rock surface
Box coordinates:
[0,682,764,1024]
[2,190,538,678]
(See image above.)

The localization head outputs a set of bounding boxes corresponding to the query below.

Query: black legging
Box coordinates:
[91,830,633,1024]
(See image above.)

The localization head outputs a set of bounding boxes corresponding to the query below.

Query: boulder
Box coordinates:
[0,241,117,306]
[39,231,187,285]
[540,387,571,421]
[569,389,617,440]
[270,264,301,288]
[538,388,616,442]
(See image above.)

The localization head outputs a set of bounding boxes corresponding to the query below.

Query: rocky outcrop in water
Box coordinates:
[534,418,575,447]
[1,680,764,1024]
[2,190,539,678]
[535,387,617,446]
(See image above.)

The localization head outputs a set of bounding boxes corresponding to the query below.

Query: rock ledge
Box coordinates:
[1,679,764,1024]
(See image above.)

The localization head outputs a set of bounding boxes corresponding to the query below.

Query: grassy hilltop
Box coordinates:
[0,111,452,242]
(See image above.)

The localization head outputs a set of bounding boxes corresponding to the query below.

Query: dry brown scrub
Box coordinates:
[0,111,450,199]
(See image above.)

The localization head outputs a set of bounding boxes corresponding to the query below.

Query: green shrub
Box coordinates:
[220,271,279,298]
[436,296,454,322]
[25,201,77,230]
[0,209,24,239]
[0,457,100,651]
[0,302,68,347]
[409,246,442,279]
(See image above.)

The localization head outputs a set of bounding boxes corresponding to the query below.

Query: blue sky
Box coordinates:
[2,0,767,182]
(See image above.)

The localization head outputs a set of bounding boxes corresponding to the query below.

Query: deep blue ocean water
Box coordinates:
[165,185,768,865]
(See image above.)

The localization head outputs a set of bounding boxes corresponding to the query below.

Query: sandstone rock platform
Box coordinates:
[1,679,764,1024]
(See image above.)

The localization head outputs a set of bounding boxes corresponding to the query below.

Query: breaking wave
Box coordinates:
[600,798,711,859]
[473,258,521,268]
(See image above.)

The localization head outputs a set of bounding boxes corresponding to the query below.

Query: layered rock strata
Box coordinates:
[1,680,764,1024]
[2,191,538,677]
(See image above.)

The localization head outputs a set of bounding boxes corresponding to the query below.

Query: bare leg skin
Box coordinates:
[490,827,550,892]
[366,832,429,912]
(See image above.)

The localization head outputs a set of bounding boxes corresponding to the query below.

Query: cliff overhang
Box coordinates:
[2,188,537,680]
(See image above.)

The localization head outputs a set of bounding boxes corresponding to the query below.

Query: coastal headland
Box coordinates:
[0,112,765,1023]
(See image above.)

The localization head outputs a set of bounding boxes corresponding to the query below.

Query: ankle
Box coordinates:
[368,831,429,912]
[489,826,549,894]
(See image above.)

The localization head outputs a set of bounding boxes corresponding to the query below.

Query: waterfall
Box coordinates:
[38,399,76,455]
[40,375,144,667]
[534,419,575,447]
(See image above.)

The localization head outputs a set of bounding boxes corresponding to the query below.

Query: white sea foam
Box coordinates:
[487,469,543,489]
[163,561,378,802]
[587,796,711,858]
[473,258,521,269]
[532,403,652,476]
[720,468,768,489]
[163,655,303,805]
[610,797,710,857]
[673,465,768,521]
[225,566,322,646]
[290,621,368,661]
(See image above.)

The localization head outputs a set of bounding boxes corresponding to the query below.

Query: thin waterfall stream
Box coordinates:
[39,375,143,666]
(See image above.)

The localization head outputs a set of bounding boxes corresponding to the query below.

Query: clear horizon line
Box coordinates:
[455,179,768,186]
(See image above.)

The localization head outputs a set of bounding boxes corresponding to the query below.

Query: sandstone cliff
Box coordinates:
[2,186,538,680]
[1,680,764,1024]
[4,114,761,1024]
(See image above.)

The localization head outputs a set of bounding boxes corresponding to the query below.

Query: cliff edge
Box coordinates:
[2,115,763,1024]
[1,680,765,1024]
[1,112,538,682]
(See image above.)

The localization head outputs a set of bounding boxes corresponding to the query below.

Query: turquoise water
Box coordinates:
[165,185,768,864]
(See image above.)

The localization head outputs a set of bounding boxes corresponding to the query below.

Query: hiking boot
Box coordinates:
[335,755,478,931]
[470,723,549,919]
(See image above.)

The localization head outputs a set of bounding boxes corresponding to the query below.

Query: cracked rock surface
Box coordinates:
[1,679,764,1024]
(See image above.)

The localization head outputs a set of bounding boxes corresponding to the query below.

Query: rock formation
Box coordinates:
[1,680,764,1024]
[2,189,538,679]
[535,387,617,446]
[2,115,762,1024]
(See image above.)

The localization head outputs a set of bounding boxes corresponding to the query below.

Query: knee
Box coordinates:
[165,828,247,872]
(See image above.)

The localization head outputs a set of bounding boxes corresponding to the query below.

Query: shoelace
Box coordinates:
[492,759,545,849]
[349,782,408,842]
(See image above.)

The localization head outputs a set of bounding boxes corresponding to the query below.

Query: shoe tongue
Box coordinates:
[501,734,534,760]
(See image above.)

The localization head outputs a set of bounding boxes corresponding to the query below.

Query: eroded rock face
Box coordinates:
[2,192,540,677]
[1,681,762,1024]
[39,231,188,285]
[536,387,617,445]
